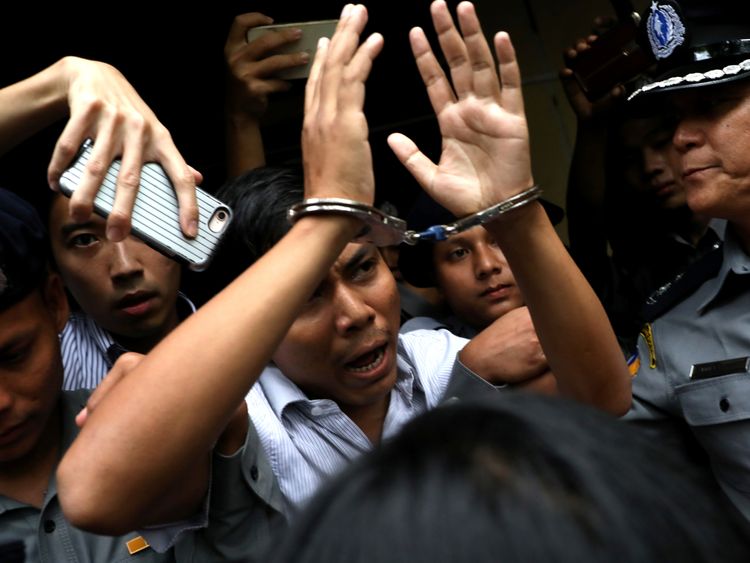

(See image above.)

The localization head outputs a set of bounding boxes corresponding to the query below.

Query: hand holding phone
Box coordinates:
[246,19,338,80]
[566,13,655,102]
[59,140,232,271]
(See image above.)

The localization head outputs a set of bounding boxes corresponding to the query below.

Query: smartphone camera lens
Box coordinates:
[208,208,230,233]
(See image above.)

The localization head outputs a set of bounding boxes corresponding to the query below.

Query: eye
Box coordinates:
[69,233,100,248]
[0,343,30,368]
[448,247,469,261]
[353,258,377,280]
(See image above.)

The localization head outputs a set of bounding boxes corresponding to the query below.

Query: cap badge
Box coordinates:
[647,1,686,59]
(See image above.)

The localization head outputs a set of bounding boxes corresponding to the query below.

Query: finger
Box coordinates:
[108,122,147,242]
[431,0,473,99]
[244,27,304,58]
[227,12,274,51]
[246,52,310,79]
[187,165,203,185]
[304,36,329,117]
[48,112,96,193]
[456,1,501,101]
[319,4,368,115]
[151,132,200,238]
[409,26,456,116]
[67,122,119,226]
[75,406,89,428]
[494,31,525,116]
[339,33,384,110]
[387,132,437,192]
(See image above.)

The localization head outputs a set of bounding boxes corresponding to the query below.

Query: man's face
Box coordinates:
[432,226,523,330]
[669,81,750,221]
[619,115,687,210]
[271,243,401,416]
[49,195,181,347]
[0,274,68,464]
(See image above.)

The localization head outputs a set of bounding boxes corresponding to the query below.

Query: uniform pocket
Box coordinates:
[676,373,750,426]
[676,373,750,494]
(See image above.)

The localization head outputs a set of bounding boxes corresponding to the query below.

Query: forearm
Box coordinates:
[0,57,71,155]
[226,113,266,177]
[486,202,630,414]
[58,214,359,532]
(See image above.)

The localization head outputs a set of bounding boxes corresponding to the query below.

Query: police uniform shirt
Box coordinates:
[625,227,750,521]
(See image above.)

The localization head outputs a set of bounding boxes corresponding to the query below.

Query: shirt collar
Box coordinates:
[259,365,314,419]
[259,349,423,418]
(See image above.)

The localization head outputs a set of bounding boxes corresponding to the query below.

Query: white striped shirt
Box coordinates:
[60,292,195,390]
[246,328,468,515]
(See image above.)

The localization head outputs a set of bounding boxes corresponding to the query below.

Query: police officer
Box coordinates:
[624,0,750,523]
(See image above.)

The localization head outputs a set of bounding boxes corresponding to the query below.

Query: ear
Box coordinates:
[41,270,70,333]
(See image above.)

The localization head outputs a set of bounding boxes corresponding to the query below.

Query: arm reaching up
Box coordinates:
[388,1,630,414]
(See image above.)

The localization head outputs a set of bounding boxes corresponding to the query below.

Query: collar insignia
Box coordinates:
[647,1,686,59]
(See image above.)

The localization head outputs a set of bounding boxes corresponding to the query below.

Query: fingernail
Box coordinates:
[300,52,310,63]
[188,219,199,238]
[341,4,352,19]
[290,28,303,39]
[107,226,123,241]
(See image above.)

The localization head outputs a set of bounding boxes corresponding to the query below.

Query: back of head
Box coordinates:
[202,166,304,299]
[269,394,750,563]
[0,188,49,311]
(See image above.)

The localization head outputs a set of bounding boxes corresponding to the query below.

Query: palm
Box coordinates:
[430,95,531,216]
[389,5,534,219]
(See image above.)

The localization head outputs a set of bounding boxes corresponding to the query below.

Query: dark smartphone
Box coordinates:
[59,139,232,272]
[567,4,656,101]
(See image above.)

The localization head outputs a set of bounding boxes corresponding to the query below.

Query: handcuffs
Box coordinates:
[287,185,543,246]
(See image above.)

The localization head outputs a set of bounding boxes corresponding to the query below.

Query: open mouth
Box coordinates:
[345,345,386,373]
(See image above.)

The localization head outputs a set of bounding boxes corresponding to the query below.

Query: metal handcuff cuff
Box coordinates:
[287,185,543,246]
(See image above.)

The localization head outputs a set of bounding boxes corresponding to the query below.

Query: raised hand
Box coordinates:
[225,12,309,119]
[301,4,384,204]
[47,57,201,241]
[388,0,533,218]
[559,17,624,122]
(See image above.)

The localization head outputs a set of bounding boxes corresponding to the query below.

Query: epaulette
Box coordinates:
[641,238,723,322]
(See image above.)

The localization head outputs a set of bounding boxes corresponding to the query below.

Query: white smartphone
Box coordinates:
[58,139,232,272]
[246,19,338,80]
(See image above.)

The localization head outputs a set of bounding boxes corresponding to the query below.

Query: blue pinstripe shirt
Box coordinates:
[60,292,195,390]
[246,328,468,515]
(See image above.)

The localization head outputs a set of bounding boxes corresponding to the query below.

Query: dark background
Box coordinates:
[0,1,459,217]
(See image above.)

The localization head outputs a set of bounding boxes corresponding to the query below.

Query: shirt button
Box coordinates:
[310,406,324,416]
[44,519,56,533]
[719,397,730,412]
[250,465,259,481]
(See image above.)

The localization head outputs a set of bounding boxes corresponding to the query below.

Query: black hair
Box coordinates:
[267,393,750,563]
[198,166,304,302]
